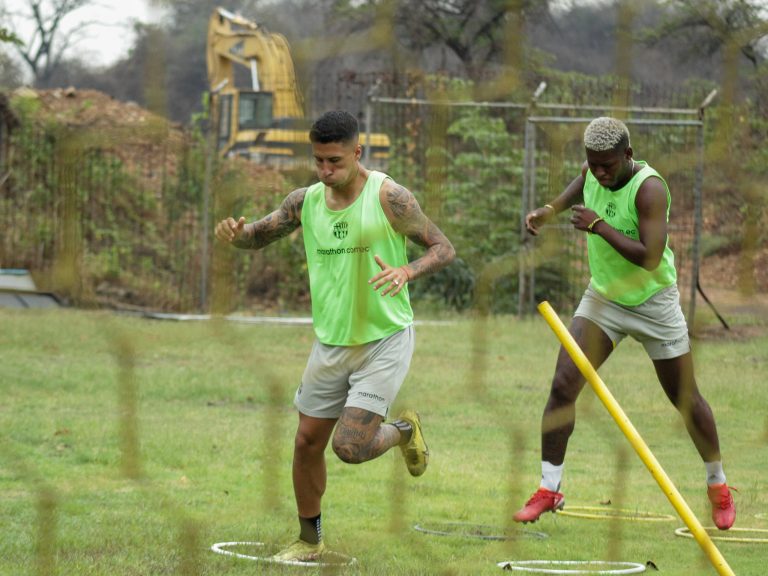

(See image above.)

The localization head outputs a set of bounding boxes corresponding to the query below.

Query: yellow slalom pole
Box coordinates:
[537,301,735,576]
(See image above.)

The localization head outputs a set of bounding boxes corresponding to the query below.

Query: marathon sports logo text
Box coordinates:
[358,391,386,403]
[316,247,370,255]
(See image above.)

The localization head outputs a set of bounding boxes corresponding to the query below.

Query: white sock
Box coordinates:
[540,461,564,492]
[705,461,726,485]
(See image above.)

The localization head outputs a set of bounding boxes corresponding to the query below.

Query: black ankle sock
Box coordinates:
[392,420,413,445]
[299,513,322,544]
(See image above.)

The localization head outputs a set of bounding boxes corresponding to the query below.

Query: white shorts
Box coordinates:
[574,284,690,360]
[294,325,415,419]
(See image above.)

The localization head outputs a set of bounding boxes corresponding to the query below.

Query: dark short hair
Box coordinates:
[309,110,359,144]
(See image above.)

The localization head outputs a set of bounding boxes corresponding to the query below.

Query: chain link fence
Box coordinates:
[367,87,709,320]
[1,82,710,319]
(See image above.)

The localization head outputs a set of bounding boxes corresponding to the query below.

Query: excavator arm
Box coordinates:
[206,7,389,167]
[207,7,306,159]
[207,7,303,120]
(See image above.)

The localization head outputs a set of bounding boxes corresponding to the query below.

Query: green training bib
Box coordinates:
[584,161,677,306]
[302,171,413,345]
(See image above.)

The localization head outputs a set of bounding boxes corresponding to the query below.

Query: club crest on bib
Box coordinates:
[333,221,349,240]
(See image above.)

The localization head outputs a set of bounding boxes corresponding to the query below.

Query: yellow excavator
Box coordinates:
[206,7,389,168]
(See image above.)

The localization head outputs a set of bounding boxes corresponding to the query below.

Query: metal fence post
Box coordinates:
[519,118,537,317]
[689,89,718,326]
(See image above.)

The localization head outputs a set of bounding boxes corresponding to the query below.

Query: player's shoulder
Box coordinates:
[634,173,668,211]
[378,177,421,222]
[380,177,412,199]
[636,171,666,193]
[285,186,309,204]
[281,187,309,224]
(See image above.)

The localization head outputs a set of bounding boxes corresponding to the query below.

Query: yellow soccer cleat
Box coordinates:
[271,539,326,563]
[397,410,429,477]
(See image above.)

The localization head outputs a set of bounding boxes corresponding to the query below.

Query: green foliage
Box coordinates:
[745,66,768,176]
[0,26,23,46]
[386,77,528,312]
[4,94,205,310]
[440,110,524,312]
[5,60,766,314]
[410,256,476,312]
[1,91,309,315]
[442,110,523,264]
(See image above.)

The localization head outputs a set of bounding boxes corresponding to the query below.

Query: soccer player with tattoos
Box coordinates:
[215,110,455,561]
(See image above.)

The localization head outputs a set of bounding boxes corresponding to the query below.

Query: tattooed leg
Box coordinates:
[332,407,401,464]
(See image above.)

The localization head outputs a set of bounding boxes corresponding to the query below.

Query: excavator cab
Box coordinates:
[215,90,275,154]
[236,91,273,131]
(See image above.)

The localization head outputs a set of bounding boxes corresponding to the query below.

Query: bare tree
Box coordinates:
[0,48,24,89]
[650,0,768,69]
[4,0,94,86]
[334,0,552,83]
[0,6,24,88]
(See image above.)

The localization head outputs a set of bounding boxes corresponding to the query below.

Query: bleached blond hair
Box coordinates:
[583,117,630,152]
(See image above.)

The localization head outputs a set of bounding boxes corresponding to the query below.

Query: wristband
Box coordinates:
[544,204,556,214]
[587,216,604,233]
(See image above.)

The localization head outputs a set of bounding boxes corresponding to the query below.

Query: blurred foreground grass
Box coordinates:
[1,308,766,575]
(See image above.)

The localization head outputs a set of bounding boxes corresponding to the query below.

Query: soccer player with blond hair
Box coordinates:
[515,117,735,530]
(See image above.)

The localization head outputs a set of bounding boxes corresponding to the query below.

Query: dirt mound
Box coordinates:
[12,87,286,196]
[16,86,175,130]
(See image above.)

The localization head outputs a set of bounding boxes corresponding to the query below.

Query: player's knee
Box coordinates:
[550,372,581,405]
[331,438,364,464]
[294,429,323,456]
[675,390,710,419]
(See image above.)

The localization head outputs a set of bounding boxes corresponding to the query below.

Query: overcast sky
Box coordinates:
[4,0,768,72]
[3,0,166,68]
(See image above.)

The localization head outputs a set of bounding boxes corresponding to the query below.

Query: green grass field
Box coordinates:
[1,307,766,575]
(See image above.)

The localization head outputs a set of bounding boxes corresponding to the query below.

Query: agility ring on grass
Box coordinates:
[414,521,548,541]
[555,506,675,522]
[210,541,357,567]
[674,526,768,544]
[497,560,646,574]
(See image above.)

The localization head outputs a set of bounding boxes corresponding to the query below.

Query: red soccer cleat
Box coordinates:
[513,488,565,524]
[707,483,736,530]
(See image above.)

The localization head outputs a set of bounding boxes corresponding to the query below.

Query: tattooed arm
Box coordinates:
[379,179,455,281]
[214,187,306,250]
